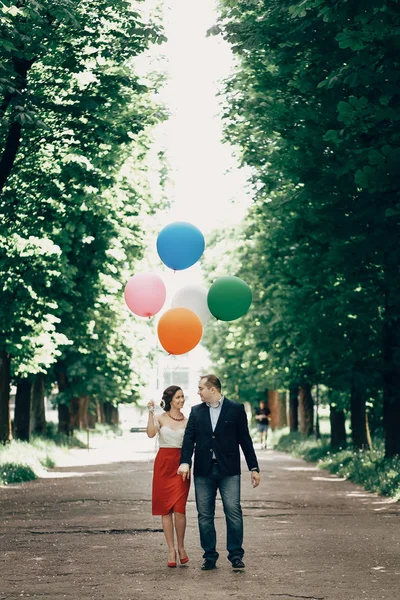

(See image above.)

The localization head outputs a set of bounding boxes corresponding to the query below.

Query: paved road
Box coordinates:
[0,433,399,600]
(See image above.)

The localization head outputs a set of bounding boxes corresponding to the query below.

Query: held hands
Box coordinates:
[251,471,261,488]
[177,464,190,481]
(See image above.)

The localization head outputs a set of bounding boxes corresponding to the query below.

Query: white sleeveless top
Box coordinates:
[158,426,185,449]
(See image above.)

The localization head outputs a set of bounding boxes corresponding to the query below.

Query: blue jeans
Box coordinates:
[194,464,244,563]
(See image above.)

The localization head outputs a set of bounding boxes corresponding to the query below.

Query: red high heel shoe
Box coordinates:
[180,555,189,565]
[168,552,177,568]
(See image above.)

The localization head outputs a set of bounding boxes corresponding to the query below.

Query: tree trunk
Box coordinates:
[267,390,286,429]
[330,404,347,450]
[88,409,97,428]
[69,396,80,432]
[315,384,321,440]
[56,365,70,436]
[97,399,105,424]
[78,396,89,429]
[350,374,371,450]
[382,291,400,458]
[30,373,46,436]
[298,383,314,436]
[68,396,90,431]
[58,405,70,435]
[279,392,288,427]
[0,349,12,443]
[288,385,299,432]
[103,402,112,425]
[14,378,32,441]
[111,405,119,425]
[0,57,34,193]
[103,401,111,424]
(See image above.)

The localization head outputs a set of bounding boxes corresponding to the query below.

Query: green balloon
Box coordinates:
[207,276,252,321]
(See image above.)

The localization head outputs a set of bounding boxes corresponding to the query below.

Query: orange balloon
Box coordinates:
[157,308,203,355]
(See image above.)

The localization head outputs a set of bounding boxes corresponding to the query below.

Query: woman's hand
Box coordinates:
[146,400,158,437]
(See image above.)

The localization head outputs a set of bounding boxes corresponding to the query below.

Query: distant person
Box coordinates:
[147,386,190,568]
[255,400,271,449]
[178,374,260,571]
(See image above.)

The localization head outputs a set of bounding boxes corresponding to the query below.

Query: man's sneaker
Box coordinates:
[231,558,245,569]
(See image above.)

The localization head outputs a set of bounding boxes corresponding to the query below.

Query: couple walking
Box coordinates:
[146,374,260,571]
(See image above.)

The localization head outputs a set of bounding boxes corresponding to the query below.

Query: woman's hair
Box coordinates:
[161,385,182,412]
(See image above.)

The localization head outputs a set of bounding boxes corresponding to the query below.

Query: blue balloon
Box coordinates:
[157,222,205,270]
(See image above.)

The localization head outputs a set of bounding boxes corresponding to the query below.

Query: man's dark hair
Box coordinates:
[200,374,222,392]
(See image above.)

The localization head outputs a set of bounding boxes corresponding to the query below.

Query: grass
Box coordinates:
[0,438,56,486]
[272,430,400,501]
[0,423,122,486]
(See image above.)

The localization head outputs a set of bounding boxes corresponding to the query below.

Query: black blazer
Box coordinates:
[180,397,259,477]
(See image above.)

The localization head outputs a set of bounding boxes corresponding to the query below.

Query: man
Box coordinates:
[255,399,271,449]
[178,374,260,571]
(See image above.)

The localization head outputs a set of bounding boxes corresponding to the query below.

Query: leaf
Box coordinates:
[354,166,375,189]
[368,149,384,166]
[387,147,400,165]
[385,208,400,218]
[0,39,18,52]
[323,129,341,144]
[336,29,367,51]
[288,3,308,19]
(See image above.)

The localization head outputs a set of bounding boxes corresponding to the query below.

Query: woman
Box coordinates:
[147,385,190,568]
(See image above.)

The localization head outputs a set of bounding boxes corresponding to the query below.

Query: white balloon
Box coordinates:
[171,284,212,325]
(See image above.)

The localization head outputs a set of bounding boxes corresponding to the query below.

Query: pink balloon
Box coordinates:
[124,273,166,317]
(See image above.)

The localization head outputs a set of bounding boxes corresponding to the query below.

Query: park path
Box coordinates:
[0,432,399,600]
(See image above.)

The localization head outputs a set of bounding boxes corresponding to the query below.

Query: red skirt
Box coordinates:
[152,448,190,516]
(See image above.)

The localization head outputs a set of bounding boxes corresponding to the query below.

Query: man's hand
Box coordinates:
[177,464,190,481]
[251,471,260,488]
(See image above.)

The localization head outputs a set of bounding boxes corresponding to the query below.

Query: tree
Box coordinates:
[207,0,400,454]
[0,0,167,441]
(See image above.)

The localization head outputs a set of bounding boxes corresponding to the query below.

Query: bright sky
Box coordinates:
[156,0,252,234]
[142,0,253,235]
[131,0,253,380]
[138,0,253,291]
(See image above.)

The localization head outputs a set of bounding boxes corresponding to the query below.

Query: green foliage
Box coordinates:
[274,431,332,462]
[0,423,123,484]
[0,438,58,484]
[0,462,37,485]
[320,446,400,500]
[203,0,400,446]
[274,432,400,500]
[202,226,272,405]
[87,423,123,437]
[43,423,90,447]
[0,1,168,422]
